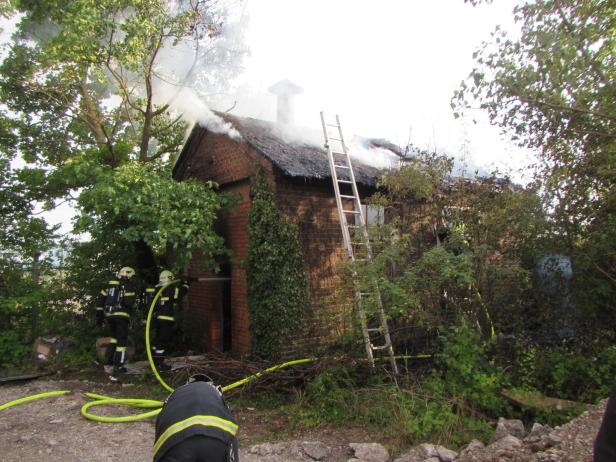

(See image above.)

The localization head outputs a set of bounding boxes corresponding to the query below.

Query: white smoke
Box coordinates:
[267,121,401,171]
[151,0,249,140]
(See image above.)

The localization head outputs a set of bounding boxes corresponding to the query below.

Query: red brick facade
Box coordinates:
[179,131,361,356]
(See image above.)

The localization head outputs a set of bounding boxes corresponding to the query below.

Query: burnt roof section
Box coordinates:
[175,112,389,186]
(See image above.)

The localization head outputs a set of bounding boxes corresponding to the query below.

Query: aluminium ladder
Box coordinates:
[320,112,398,374]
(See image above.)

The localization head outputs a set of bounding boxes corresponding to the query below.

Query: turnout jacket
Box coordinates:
[96,276,138,320]
[153,381,239,462]
[145,280,190,321]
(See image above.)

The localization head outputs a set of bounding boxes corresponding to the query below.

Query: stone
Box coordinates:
[493,417,526,440]
[460,439,485,455]
[545,434,563,447]
[349,442,390,462]
[436,445,458,462]
[489,435,523,452]
[301,441,331,460]
[418,443,439,458]
[525,423,552,442]
[47,438,58,446]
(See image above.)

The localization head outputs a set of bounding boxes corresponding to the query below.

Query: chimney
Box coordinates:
[268,79,303,125]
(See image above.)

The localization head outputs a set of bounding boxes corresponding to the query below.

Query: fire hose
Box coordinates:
[1,279,429,421]
[0,280,318,422]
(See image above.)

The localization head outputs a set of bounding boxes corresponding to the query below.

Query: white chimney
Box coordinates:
[268,79,303,125]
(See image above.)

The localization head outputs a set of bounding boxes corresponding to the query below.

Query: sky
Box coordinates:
[222,0,534,177]
[1,0,535,236]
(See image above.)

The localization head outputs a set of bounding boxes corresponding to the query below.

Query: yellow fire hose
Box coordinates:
[0,279,430,422]
[0,390,71,412]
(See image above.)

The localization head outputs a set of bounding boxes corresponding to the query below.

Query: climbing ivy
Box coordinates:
[246,169,308,360]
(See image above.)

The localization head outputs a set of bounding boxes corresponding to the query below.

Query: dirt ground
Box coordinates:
[0,374,609,462]
[0,376,374,462]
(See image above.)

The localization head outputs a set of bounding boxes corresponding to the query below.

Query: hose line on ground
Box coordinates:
[1,279,430,421]
[0,390,70,412]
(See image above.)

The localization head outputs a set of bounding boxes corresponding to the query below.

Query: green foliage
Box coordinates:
[0,0,245,317]
[287,365,494,448]
[246,170,309,360]
[433,323,508,416]
[75,161,232,271]
[511,343,616,404]
[360,153,546,343]
[0,330,30,369]
[456,0,616,338]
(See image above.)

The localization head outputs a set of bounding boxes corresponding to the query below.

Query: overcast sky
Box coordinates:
[225,0,533,177]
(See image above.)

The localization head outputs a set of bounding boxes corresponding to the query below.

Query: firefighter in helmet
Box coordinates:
[152,374,239,462]
[97,266,138,378]
[146,270,190,371]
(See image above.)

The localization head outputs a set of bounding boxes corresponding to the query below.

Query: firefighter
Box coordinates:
[152,374,239,462]
[148,270,190,371]
[100,266,138,378]
[594,381,616,461]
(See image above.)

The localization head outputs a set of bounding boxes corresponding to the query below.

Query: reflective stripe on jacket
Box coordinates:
[153,381,238,462]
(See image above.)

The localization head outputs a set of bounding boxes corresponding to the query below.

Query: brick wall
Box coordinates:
[180,132,260,356]
[275,175,361,353]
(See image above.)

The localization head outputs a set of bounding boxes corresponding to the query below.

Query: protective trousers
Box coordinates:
[104,316,129,368]
[152,318,173,367]
[158,435,235,462]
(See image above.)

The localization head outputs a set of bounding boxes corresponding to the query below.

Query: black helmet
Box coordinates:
[188,373,214,384]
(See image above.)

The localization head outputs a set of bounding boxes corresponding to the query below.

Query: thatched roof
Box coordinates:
[176,112,397,186]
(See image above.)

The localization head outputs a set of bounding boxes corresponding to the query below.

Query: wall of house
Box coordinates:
[180,132,265,356]
[274,175,364,354]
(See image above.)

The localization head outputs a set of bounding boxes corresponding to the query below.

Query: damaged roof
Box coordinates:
[175,112,398,186]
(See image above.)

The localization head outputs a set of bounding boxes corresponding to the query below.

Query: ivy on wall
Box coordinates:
[246,169,309,360]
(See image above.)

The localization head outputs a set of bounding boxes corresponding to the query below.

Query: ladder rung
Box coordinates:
[358,292,372,296]
[329,137,343,141]
[367,327,382,332]
[340,195,357,199]
[334,164,350,169]
[332,151,346,155]
[343,209,360,214]
[326,123,339,128]
[347,225,364,228]
[371,342,392,351]
[338,179,353,184]
[351,241,367,245]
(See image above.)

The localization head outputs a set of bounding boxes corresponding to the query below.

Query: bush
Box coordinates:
[525,344,616,403]
[288,364,494,448]
[434,322,509,416]
[0,330,30,369]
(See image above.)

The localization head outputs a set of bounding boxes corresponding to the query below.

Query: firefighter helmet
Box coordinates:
[159,270,174,285]
[118,266,135,279]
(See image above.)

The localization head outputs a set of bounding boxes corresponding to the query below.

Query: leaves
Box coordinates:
[456,0,616,337]
[246,169,309,360]
[74,160,231,271]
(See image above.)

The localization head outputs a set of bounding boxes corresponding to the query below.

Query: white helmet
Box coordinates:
[118,266,135,279]
[159,270,174,285]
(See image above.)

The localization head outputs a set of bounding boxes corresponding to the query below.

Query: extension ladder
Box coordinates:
[320,112,398,374]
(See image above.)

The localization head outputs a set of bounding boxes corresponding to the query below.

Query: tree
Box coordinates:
[455,0,616,336]
[0,1,246,279]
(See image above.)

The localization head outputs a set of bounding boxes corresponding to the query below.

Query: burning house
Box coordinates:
[172,110,402,356]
